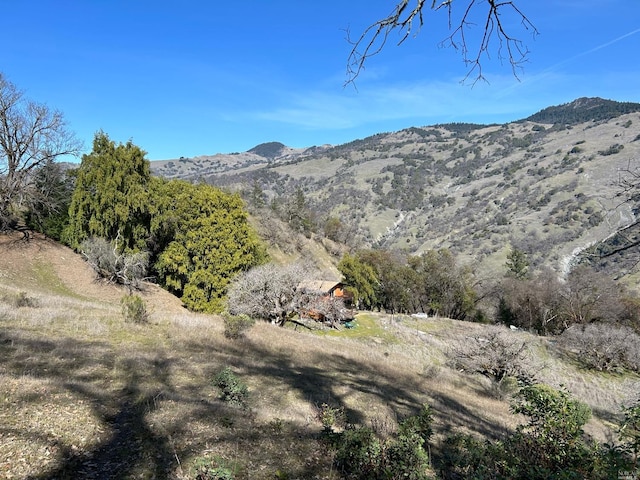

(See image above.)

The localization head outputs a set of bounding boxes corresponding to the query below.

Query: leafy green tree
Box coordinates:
[64,132,151,251]
[151,178,267,313]
[408,249,476,320]
[338,252,379,310]
[358,249,412,313]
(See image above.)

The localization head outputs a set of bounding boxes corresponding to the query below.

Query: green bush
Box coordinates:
[222,312,255,340]
[331,405,433,479]
[334,427,382,479]
[318,403,346,433]
[213,367,249,408]
[382,432,431,480]
[398,403,433,445]
[192,456,235,480]
[439,384,630,479]
[120,294,148,323]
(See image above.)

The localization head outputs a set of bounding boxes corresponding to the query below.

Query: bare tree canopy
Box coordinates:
[0,73,81,226]
[346,0,537,85]
[227,262,311,326]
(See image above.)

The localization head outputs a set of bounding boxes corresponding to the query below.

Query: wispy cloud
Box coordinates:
[242,75,548,131]
[551,27,640,69]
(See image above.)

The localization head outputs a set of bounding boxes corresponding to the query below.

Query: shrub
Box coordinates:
[120,294,148,324]
[192,457,235,480]
[620,400,640,463]
[222,312,255,339]
[558,323,640,372]
[598,143,624,156]
[398,403,433,445]
[334,427,382,479]
[213,367,249,408]
[440,384,607,479]
[331,405,433,479]
[382,432,430,480]
[318,403,346,433]
[451,325,534,386]
[11,291,38,308]
[81,237,149,290]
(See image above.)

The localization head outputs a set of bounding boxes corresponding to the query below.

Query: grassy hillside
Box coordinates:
[0,233,637,479]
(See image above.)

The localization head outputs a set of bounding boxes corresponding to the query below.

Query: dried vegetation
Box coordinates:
[0,234,638,479]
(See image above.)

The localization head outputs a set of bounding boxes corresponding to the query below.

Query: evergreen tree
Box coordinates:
[64,132,151,251]
[506,247,529,279]
[151,178,267,313]
[338,252,379,310]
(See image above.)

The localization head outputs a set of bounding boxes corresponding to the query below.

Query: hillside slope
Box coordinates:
[1,233,638,479]
[151,97,640,282]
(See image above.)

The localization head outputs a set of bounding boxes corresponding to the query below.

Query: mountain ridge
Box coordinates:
[150,97,640,286]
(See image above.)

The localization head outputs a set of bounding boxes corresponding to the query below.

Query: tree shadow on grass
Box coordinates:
[0,330,177,479]
[0,324,513,479]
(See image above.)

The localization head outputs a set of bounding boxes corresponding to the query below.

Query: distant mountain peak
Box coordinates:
[248,141,286,159]
[525,97,640,124]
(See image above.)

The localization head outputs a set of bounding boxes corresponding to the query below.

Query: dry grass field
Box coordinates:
[0,233,638,479]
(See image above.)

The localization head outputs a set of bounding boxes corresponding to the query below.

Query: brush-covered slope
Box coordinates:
[152,98,640,281]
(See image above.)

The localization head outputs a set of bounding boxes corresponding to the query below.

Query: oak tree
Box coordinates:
[226,261,309,325]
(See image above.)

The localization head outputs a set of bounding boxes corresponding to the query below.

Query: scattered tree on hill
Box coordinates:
[0,73,81,230]
[498,271,564,334]
[346,1,536,84]
[151,178,267,313]
[561,265,627,325]
[64,132,151,251]
[505,246,529,279]
[499,265,632,334]
[408,249,477,319]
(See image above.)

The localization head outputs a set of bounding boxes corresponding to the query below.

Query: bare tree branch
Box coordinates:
[345,0,537,85]
[0,73,81,224]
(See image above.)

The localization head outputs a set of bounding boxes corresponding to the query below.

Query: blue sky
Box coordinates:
[1,1,639,160]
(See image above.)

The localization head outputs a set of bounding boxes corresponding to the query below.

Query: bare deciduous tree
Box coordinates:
[559,323,640,373]
[299,294,352,328]
[0,73,81,228]
[452,325,535,385]
[346,0,537,85]
[227,262,311,326]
